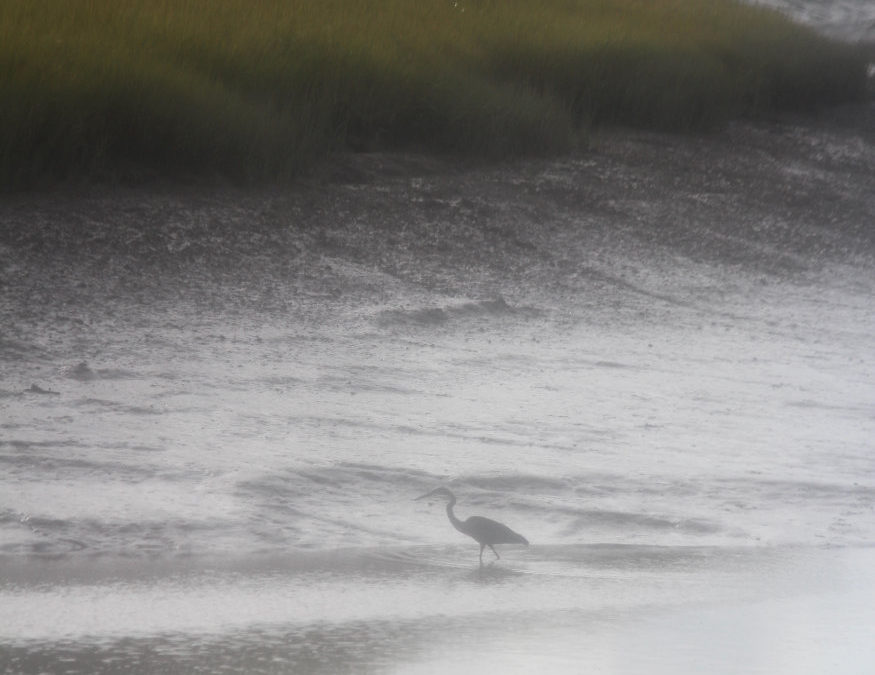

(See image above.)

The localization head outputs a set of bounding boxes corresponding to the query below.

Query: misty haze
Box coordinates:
[2,1,874,673]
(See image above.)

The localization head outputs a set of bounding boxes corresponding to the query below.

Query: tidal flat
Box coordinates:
[2,98,874,672]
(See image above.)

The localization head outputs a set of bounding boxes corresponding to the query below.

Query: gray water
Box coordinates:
[2,8,875,673]
[756,0,875,42]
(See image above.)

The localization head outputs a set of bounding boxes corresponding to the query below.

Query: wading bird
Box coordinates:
[415,487,528,564]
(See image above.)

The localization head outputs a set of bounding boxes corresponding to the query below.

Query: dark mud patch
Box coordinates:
[1,103,873,327]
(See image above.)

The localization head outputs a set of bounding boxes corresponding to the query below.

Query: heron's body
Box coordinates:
[416,488,528,564]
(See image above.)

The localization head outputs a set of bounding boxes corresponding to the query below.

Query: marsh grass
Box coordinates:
[0,0,868,186]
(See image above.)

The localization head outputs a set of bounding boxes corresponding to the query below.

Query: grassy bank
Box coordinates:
[0,0,868,187]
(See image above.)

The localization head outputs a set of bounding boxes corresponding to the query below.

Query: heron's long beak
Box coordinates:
[415,488,442,501]
[415,487,450,502]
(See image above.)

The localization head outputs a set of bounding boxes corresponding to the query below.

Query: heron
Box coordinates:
[415,487,529,565]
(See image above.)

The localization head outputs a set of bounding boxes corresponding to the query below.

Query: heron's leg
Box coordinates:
[489,545,500,560]
[479,544,485,566]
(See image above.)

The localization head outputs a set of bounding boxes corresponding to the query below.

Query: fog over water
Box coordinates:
[2,5,875,673]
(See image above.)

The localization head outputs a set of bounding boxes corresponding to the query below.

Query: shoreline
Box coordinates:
[3,99,873,218]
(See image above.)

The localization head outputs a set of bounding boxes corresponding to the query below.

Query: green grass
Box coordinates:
[0,0,868,187]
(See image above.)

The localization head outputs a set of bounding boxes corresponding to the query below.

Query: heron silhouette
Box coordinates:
[415,487,529,564]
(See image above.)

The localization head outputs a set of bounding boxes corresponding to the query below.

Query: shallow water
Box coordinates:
[2,68,875,675]
[2,546,874,673]
[2,285,874,557]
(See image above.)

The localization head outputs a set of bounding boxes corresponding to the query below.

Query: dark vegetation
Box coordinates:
[0,0,869,188]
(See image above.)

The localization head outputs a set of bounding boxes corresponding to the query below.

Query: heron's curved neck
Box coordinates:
[445,499,465,533]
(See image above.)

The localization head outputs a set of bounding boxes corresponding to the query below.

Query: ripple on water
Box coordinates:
[375,297,544,328]
[62,362,103,381]
[75,398,164,416]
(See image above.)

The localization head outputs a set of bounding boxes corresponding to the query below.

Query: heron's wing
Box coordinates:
[464,515,529,545]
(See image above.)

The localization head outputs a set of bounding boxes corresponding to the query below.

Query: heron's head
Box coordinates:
[414,487,456,503]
